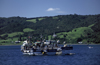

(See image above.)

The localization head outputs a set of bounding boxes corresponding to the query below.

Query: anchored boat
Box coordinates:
[21,39,73,56]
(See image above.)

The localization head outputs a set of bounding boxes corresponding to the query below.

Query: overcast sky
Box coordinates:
[0,0,100,18]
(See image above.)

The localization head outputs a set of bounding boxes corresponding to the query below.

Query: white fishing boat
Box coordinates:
[21,34,73,56]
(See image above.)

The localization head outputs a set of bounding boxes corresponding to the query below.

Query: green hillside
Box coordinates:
[0,14,100,45]
[55,27,93,43]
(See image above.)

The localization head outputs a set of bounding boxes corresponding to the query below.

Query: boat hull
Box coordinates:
[61,46,73,50]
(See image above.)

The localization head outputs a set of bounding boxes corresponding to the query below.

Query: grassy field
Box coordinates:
[26,19,37,23]
[23,28,35,32]
[26,18,45,23]
[8,32,24,37]
[47,26,94,43]
[1,32,24,37]
[56,26,93,43]
[0,28,34,46]
[38,18,45,21]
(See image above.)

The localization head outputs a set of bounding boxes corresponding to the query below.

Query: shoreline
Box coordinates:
[70,44,100,45]
[0,44,21,46]
[0,44,100,46]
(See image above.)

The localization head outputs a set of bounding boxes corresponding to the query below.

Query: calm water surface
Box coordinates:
[0,45,100,65]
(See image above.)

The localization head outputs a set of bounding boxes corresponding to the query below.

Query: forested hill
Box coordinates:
[0,14,100,44]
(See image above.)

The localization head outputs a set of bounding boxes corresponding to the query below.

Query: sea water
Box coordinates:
[0,45,100,65]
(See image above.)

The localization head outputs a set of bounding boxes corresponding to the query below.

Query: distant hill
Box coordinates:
[0,14,100,45]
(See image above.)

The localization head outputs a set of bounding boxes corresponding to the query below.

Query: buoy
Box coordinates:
[42,52,44,54]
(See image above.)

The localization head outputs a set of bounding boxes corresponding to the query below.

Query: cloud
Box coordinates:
[46,8,66,14]
[46,8,60,11]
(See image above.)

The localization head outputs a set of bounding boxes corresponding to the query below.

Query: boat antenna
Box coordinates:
[40,34,43,42]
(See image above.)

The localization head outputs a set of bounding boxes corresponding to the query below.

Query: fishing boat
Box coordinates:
[21,39,73,56]
[21,33,74,55]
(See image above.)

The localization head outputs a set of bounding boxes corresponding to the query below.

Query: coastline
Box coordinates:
[70,44,100,45]
[0,43,100,46]
[0,44,22,46]
[0,45,21,46]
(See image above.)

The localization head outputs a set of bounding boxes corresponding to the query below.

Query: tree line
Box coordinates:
[0,14,100,43]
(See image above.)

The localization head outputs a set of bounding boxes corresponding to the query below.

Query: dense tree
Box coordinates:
[0,14,100,43]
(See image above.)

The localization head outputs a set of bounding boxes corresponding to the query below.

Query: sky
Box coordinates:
[0,0,100,18]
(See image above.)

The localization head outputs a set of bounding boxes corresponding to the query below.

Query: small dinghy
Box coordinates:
[88,46,93,49]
